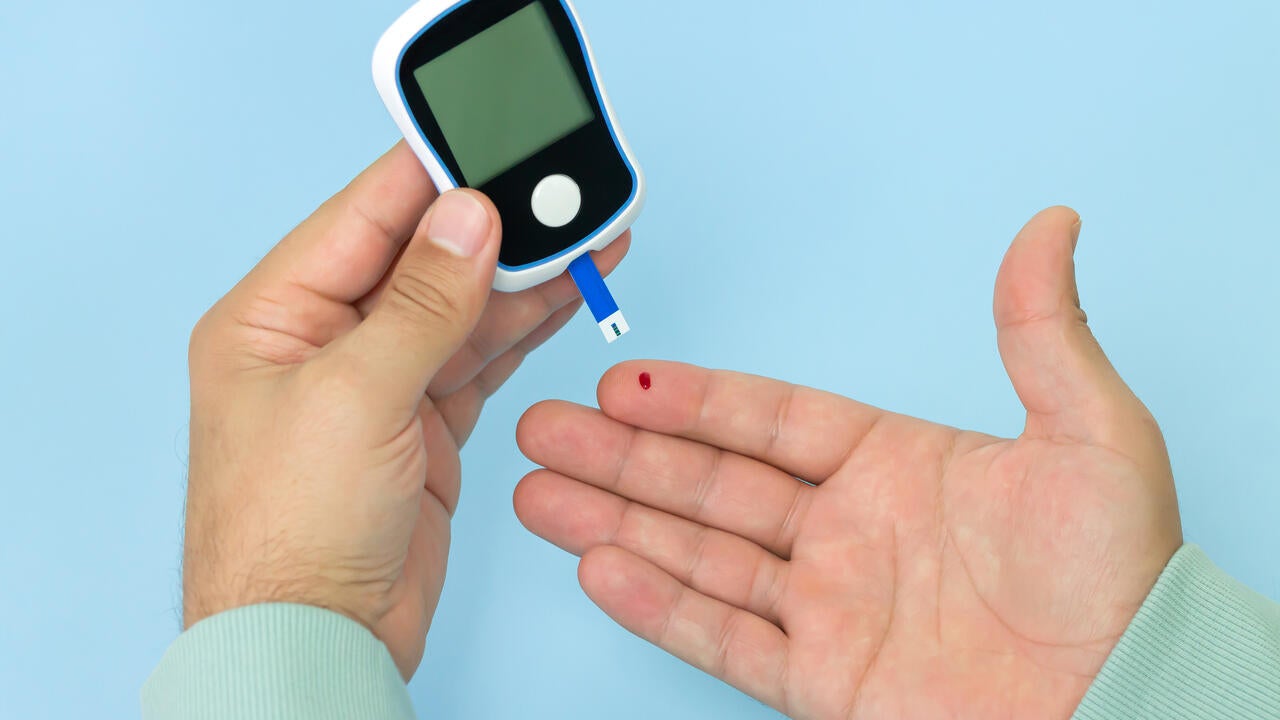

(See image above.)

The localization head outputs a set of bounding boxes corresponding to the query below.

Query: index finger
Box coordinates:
[239,142,439,305]
[597,361,887,483]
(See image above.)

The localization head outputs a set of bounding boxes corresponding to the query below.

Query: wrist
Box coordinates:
[183,553,385,633]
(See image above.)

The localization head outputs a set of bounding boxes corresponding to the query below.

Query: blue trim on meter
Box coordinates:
[394,0,640,273]
[567,253,619,323]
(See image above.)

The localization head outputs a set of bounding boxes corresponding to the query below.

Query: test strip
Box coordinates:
[568,254,629,343]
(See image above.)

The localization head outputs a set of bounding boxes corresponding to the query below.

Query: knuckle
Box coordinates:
[385,261,470,328]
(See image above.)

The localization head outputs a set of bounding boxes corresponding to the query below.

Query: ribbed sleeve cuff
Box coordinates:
[1073,544,1280,720]
[142,604,416,720]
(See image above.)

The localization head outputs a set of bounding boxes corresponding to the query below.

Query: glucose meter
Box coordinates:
[374,0,645,341]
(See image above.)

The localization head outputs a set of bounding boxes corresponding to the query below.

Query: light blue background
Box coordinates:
[1,1,1277,717]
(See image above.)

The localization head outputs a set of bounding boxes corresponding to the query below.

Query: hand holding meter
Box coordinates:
[374,0,645,342]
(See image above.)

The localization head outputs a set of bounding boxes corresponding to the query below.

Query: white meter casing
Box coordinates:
[374,0,645,292]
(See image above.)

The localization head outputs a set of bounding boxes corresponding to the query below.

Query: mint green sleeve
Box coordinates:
[142,604,416,720]
[1074,544,1280,720]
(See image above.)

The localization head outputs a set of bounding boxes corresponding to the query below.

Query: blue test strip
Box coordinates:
[568,254,630,343]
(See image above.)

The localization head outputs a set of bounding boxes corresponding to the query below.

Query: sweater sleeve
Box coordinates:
[1073,544,1280,720]
[142,604,415,720]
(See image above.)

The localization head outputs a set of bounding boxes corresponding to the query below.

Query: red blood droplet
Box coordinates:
[639,372,652,390]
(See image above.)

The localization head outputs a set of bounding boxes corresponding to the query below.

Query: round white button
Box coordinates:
[531,174,582,228]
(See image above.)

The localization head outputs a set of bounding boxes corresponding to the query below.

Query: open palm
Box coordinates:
[514,207,1182,718]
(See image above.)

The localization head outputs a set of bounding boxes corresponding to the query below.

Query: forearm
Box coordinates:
[142,604,415,720]
[1074,544,1280,720]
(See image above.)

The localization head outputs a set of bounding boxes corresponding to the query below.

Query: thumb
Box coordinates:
[993,206,1151,447]
[325,189,500,420]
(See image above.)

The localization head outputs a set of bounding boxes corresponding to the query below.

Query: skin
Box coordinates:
[184,142,630,677]
[514,207,1183,718]
[185,141,1181,717]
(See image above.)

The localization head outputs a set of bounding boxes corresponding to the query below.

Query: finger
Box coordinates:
[515,470,790,625]
[242,142,437,306]
[517,401,811,558]
[435,299,583,446]
[318,190,500,420]
[595,361,886,483]
[993,207,1158,450]
[426,232,631,396]
[578,546,791,714]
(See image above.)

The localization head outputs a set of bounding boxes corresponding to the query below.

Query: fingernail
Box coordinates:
[1070,217,1083,250]
[426,191,489,258]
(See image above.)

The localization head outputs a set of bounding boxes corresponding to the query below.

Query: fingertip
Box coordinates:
[1037,204,1081,226]
[994,206,1083,329]
[597,360,698,428]
[600,230,633,266]
[470,188,505,241]
[578,545,630,601]
[423,190,501,261]
[515,400,557,456]
[385,139,417,165]
[578,546,670,629]
[577,546,605,597]
[1014,205,1079,240]
[516,400,597,463]
[511,469,546,530]
[596,358,669,404]
[515,471,621,556]
[375,140,432,187]
[596,359,643,403]
[1013,206,1081,253]
[585,234,632,280]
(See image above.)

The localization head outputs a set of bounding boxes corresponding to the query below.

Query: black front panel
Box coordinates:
[399,0,636,269]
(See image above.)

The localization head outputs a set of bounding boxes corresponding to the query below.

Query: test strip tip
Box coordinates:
[599,311,630,343]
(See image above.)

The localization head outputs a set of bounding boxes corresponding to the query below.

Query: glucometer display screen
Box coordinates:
[412,3,596,187]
